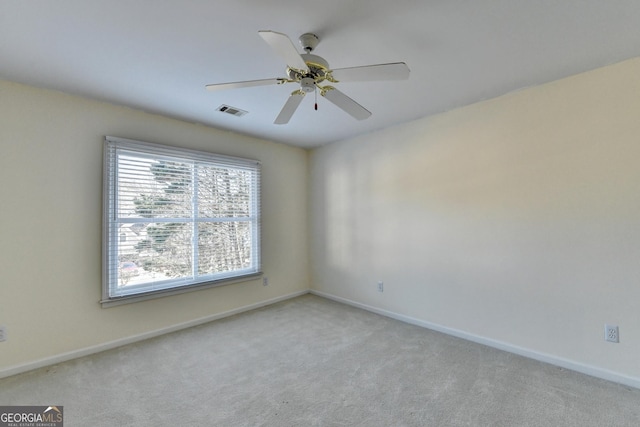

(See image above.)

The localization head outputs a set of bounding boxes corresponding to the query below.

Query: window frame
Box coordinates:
[101,136,261,307]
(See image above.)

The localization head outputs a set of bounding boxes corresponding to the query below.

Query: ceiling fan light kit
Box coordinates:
[206,30,410,124]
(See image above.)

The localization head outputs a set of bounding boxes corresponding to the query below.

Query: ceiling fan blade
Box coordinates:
[331,62,410,82]
[258,30,310,73]
[205,78,285,91]
[321,87,371,120]
[274,91,305,124]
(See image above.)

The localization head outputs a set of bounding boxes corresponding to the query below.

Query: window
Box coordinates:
[102,136,261,306]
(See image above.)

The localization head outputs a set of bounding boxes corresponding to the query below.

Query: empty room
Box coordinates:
[1,1,640,426]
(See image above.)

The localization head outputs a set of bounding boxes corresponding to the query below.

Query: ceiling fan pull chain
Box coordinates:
[315,87,318,110]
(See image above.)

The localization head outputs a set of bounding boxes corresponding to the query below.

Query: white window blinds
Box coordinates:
[102,136,261,305]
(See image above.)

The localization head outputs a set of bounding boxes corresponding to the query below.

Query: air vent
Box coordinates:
[217,104,248,117]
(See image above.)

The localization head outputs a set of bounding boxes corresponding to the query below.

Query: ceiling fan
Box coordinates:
[205,31,410,124]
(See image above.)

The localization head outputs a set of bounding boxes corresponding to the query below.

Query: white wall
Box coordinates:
[0,80,309,374]
[310,58,640,385]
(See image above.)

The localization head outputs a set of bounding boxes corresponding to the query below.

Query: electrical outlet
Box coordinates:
[262,277,269,286]
[0,325,6,342]
[377,281,384,292]
[605,324,619,343]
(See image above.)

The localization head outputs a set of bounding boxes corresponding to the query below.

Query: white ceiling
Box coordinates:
[2,1,640,148]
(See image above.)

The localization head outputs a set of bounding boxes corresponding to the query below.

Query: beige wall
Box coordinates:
[0,80,309,373]
[3,56,640,386]
[310,58,640,384]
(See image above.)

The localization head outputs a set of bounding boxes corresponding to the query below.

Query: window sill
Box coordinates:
[100,272,263,308]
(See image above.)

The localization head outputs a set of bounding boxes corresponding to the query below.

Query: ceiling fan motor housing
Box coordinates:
[287,53,330,83]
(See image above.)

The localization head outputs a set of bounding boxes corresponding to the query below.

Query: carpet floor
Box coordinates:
[1,294,639,426]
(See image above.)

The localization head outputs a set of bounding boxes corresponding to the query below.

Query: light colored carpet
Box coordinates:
[1,294,639,426]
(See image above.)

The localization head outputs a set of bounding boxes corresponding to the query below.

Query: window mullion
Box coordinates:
[192,162,199,280]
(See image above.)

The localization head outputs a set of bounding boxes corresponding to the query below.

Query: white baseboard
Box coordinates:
[310,290,640,390]
[5,288,638,390]
[0,290,309,380]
